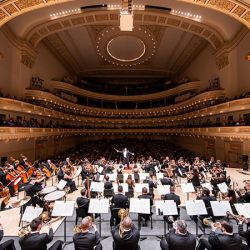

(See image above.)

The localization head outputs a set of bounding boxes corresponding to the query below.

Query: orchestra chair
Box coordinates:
[104,189,114,198]
[110,207,122,227]
[138,213,153,230]
[75,205,89,225]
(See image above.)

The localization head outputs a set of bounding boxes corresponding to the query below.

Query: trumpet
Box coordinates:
[203,218,221,228]
[18,215,62,238]
[118,208,129,237]
[226,211,248,223]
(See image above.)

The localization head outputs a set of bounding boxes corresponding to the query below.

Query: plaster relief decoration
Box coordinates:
[96,26,157,67]
[21,49,35,68]
[215,52,229,70]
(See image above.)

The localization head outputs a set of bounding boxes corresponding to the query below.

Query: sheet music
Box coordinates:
[98,166,104,174]
[217,182,228,193]
[234,203,250,218]
[98,175,104,182]
[157,185,170,195]
[90,182,104,192]
[74,166,82,177]
[22,206,43,223]
[113,183,128,193]
[106,173,117,181]
[201,182,213,191]
[57,180,67,190]
[139,173,149,181]
[210,200,232,216]
[181,183,195,193]
[135,183,149,193]
[154,166,159,172]
[156,173,164,179]
[51,201,75,217]
[129,198,150,214]
[155,200,178,216]
[185,200,207,216]
[123,173,134,181]
[88,199,109,214]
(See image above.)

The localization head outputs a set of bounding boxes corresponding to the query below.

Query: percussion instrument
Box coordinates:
[40,186,57,195]
[44,190,65,201]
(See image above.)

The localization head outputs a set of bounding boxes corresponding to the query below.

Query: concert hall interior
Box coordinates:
[0,0,250,249]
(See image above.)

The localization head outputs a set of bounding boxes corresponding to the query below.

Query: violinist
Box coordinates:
[187,168,201,188]
[0,167,15,197]
[63,168,77,193]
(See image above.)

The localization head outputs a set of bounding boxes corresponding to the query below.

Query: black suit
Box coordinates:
[160,178,173,186]
[137,194,153,223]
[197,231,242,250]
[160,228,196,250]
[112,224,140,250]
[76,197,90,209]
[73,231,102,250]
[238,224,250,249]
[110,194,129,226]
[0,229,16,250]
[19,229,62,250]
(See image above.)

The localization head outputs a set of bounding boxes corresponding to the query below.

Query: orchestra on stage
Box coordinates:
[0,141,250,250]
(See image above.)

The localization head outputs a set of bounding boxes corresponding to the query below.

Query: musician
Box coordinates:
[160,220,196,250]
[138,187,153,227]
[19,217,62,250]
[112,216,140,250]
[160,174,174,186]
[125,175,135,193]
[63,168,77,193]
[238,216,250,250]
[104,176,113,190]
[110,186,129,227]
[45,160,53,173]
[115,148,134,169]
[187,168,201,188]
[0,167,15,197]
[0,222,16,250]
[197,221,242,250]
[163,186,181,226]
[143,176,157,197]
[236,183,250,203]
[76,189,90,211]
[73,217,102,250]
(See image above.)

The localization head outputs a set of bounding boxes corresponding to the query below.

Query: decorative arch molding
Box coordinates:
[25,10,224,49]
[0,0,249,29]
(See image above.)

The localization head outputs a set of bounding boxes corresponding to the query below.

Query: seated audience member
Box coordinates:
[160,220,196,250]
[112,216,140,250]
[19,218,62,250]
[0,221,16,250]
[73,217,102,250]
[197,221,242,250]
[138,187,153,227]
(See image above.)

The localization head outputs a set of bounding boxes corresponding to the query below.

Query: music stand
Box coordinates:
[51,200,75,248]
[210,200,233,216]
[113,183,128,193]
[217,182,228,193]
[181,183,195,200]
[157,185,170,196]
[201,183,213,191]
[234,203,250,218]
[185,200,207,235]
[139,173,149,182]
[135,183,149,193]
[155,200,178,237]
[21,206,43,227]
[57,180,67,190]
[88,198,109,239]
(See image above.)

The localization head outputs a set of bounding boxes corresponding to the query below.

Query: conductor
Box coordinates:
[115,148,134,169]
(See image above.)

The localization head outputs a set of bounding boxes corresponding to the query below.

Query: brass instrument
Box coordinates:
[118,208,129,237]
[18,213,61,237]
[226,211,248,223]
[203,218,221,228]
[74,216,93,233]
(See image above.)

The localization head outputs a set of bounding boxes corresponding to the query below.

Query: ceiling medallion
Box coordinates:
[96,26,156,67]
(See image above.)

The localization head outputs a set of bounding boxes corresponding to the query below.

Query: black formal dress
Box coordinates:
[160,228,196,250]
[112,224,140,250]
[19,229,62,250]
[197,231,242,250]
[73,231,102,250]
[0,229,16,250]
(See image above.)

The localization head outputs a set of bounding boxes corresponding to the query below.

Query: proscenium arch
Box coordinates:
[25,10,224,50]
[0,0,249,29]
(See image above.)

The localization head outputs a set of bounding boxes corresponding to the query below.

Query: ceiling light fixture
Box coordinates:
[171,9,202,22]
[50,8,81,19]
